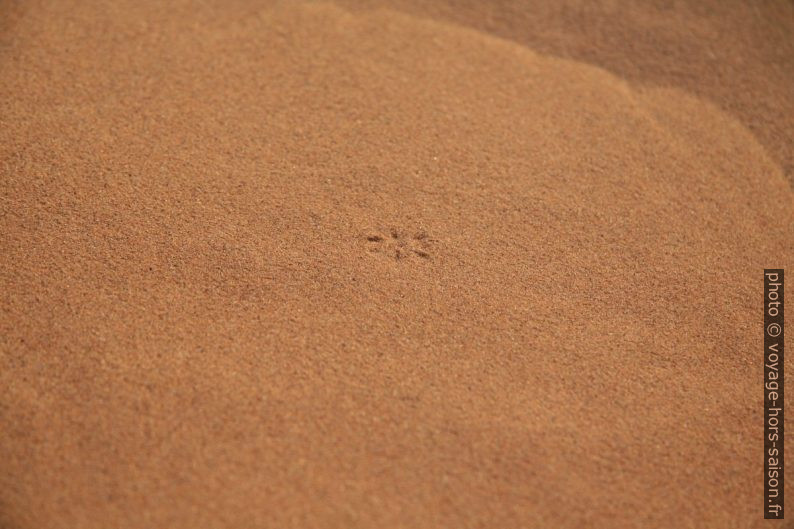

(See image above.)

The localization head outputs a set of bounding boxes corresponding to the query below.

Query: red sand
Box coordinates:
[1,1,792,528]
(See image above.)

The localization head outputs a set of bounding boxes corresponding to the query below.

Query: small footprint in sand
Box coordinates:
[366,228,435,261]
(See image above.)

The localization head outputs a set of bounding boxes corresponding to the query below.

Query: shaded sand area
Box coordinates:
[336,0,794,185]
[1,1,792,528]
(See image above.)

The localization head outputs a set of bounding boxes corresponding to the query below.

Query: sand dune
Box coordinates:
[335,0,794,186]
[1,1,792,528]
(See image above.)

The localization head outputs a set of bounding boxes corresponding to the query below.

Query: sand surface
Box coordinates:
[1,1,793,528]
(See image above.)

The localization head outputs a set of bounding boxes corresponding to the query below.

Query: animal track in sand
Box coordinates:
[366,229,435,261]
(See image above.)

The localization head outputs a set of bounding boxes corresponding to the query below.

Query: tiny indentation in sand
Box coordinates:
[365,228,435,261]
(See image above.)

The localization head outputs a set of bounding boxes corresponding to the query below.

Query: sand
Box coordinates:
[1,1,792,528]
[336,0,794,186]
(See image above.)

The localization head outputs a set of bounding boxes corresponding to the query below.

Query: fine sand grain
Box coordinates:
[1,1,792,528]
